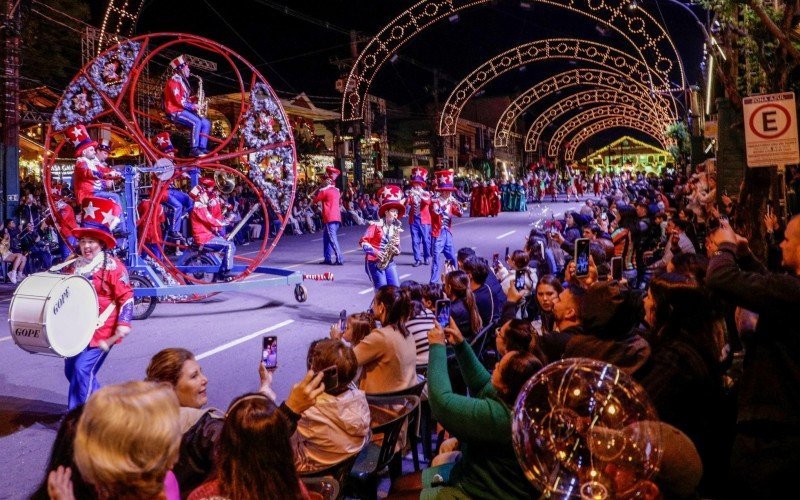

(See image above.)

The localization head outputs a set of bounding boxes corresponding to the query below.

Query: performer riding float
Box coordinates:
[163,55,211,158]
[189,178,237,280]
[153,132,194,243]
[313,166,344,265]
[360,184,405,290]
[406,167,431,267]
[62,196,133,410]
[429,169,463,284]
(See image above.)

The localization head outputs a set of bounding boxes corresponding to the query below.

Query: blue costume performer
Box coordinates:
[430,170,463,284]
[405,167,432,267]
[360,185,406,290]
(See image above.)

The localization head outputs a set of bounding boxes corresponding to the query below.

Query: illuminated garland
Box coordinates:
[341,0,685,121]
[563,118,672,162]
[526,90,669,152]
[547,105,664,158]
[50,77,105,131]
[438,39,670,136]
[494,68,676,148]
[88,40,142,98]
[250,146,296,215]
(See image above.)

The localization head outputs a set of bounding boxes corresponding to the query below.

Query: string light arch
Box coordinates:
[439,38,671,136]
[494,68,676,148]
[547,104,665,157]
[341,0,686,121]
[525,89,670,153]
[563,118,670,162]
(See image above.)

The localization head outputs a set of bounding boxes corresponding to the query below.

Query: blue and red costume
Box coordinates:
[313,167,344,265]
[163,56,211,156]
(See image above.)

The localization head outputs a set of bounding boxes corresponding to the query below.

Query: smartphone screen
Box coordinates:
[435,299,451,329]
[611,256,623,281]
[338,309,347,333]
[514,270,526,291]
[262,336,278,370]
[320,365,338,391]
[574,238,591,278]
[504,246,510,260]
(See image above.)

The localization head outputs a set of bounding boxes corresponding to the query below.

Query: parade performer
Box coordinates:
[163,55,211,157]
[52,187,78,261]
[500,179,511,211]
[430,170,463,284]
[565,166,578,202]
[138,191,166,260]
[360,185,405,289]
[153,132,193,241]
[62,196,133,410]
[312,166,344,265]
[487,179,501,216]
[69,124,124,215]
[515,179,528,211]
[546,172,558,202]
[593,172,603,198]
[470,181,483,217]
[189,178,236,280]
[405,167,432,267]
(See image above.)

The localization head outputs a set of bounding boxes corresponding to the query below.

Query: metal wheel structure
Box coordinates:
[43,33,298,291]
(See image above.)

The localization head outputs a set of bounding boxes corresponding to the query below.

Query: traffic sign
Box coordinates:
[743,92,799,167]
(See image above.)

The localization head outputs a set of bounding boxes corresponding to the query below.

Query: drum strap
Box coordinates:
[50,257,116,328]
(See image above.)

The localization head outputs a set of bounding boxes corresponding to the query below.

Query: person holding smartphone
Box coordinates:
[292,339,370,473]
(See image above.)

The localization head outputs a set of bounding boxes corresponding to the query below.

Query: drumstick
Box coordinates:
[98,332,126,352]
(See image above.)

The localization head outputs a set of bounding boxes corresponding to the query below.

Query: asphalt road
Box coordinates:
[0,198,581,499]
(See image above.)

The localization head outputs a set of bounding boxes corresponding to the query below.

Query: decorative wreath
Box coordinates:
[50,77,105,131]
[249,145,295,215]
[88,40,142,98]
[241,83,291,149]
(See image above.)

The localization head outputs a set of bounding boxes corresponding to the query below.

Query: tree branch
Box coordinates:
[748,0,800,61]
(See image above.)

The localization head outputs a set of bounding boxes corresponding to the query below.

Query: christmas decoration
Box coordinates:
[88,40,142,98]
[51,77,104,131]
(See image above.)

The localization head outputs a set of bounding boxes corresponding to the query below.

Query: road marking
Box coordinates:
[0,336,12,343]
[398,274,411,279]
[196,319,294,360]
[358,287,374,295]
[496,230,516,239]
[312,237,323,242]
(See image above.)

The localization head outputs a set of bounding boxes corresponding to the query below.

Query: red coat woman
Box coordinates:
[487,180,501,216]
[470,182,485,217]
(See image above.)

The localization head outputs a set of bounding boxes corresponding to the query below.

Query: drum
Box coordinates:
[9,272,99,357]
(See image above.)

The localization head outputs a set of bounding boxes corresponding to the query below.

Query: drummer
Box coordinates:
[62,196,133,410]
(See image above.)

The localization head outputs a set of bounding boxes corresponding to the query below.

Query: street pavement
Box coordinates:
[0,198,582,498]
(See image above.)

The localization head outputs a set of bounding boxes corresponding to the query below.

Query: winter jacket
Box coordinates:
[292,388,370,473]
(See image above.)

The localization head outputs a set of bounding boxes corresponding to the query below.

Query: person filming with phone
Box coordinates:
[705,215,800,497]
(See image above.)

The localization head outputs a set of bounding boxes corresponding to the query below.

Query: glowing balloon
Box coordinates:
[513,358,662,499]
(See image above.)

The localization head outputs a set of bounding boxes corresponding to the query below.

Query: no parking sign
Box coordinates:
[743,92,799,167]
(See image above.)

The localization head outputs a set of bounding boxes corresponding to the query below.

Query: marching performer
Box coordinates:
[360,185,405,289]
[429,170,463,284]
[312,166,344,265]
[163,55,211,157]
[405,167,432,267]
[487,179,501,216]
[189,178,237,280]
[63,196,133,410]
[69,125,127,238]
[52,187,78,262]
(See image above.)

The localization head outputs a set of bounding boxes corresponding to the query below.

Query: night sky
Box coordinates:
[84,0,707,148]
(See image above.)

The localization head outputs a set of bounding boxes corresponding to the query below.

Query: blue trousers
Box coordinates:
[430,230,455,284]
[203,237,235,272]
[367,260,399,290]
[171,110,211,150]
[65,346,111,410]
[410,219,432,262]
[166,189,192,233]
[323,222,343,264]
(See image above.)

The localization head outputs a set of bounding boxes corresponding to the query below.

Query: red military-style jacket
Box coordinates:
[430,196,463,238]
[313,185,342,224]
[73,158,119,205]
[405,189,431,225]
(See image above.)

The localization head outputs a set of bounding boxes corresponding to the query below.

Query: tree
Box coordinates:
[19,0,90,91]
[701,0,800,259]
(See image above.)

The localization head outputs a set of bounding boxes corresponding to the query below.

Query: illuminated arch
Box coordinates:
[439,38,670,136]
[341,0,686,121]
[494,68,676,148]
[525,89,670,153]
[564,118,671,161]
[547,105,665,157]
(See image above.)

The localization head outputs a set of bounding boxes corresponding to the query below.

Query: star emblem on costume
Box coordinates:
[173,87,180,96]
[101,209,118,226]
[69,128,83,141]
[83,201,99,219]
[380,187,393,198]
[156,136,167,146]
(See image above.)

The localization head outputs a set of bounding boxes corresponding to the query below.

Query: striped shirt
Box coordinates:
[406,309,435,366]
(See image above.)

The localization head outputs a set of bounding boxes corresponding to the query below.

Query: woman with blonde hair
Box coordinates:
[48,381,182,500]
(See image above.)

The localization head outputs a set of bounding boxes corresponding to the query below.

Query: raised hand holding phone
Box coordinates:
[435,299,451,329]
[262,336,278,370]
[573,238,591,278]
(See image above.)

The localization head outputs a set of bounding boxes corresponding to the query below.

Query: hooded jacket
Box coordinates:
[292,387,371,472]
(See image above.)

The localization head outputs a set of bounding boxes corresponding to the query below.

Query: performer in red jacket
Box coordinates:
[487,179,501,217]
[163,55,211,157]
[405,167,431,267]
[430,170,463,284]
[312,166,344,265]
[63,196,133,410]
[190,178,236,279]
[470,181,484,217]
[360,185,405,289]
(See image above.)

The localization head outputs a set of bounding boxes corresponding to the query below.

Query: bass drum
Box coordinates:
[9,272,99,357]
